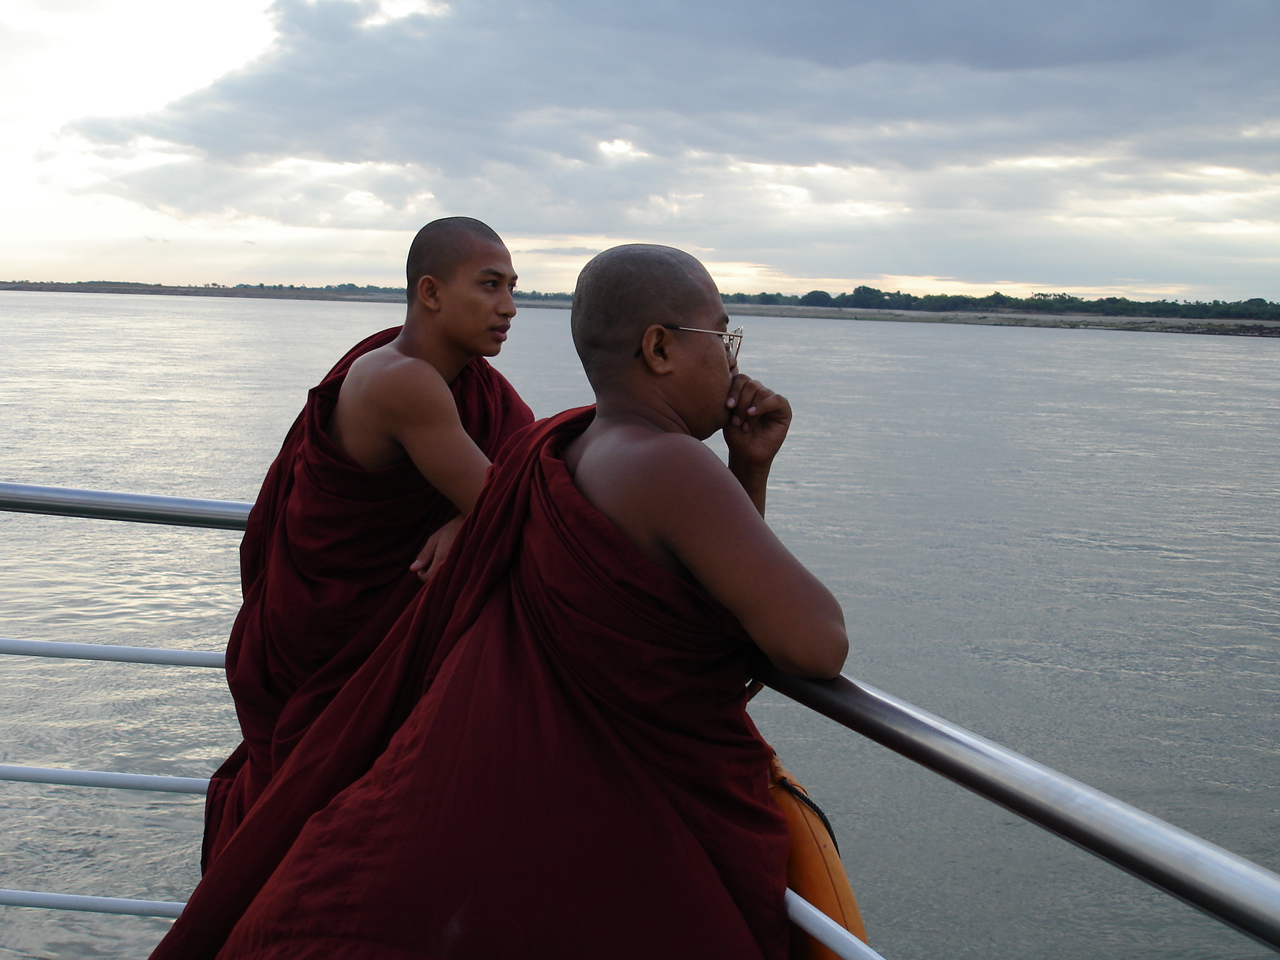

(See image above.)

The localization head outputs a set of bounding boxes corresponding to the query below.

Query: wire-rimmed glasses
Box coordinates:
[635,324,744,362]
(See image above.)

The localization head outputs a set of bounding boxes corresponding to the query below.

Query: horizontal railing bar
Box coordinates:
[0,636,225,668]
[0,883,878,955]
[786,889,884,960]
[0,763,209,794]
[0,481,250,530]
[0,887,185,918]
[0,886,878,956]
[757,665,1280,952]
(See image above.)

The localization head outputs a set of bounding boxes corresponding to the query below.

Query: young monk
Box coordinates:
[151,244,846,960]
[202,217,534,868]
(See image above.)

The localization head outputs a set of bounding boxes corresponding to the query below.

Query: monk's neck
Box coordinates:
[593,395,692,438]
[393,320,471,384]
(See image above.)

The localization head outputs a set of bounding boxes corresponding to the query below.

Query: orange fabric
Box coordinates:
[769,755,868,958]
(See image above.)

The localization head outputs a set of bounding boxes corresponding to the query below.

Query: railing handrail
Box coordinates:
[0,885,877,958]
[3,484,1278,952]
[756,663,1280,951]
[0,888,185,919]
[0,481,250,530]
[0,763,210,795]
[0,636,225,668]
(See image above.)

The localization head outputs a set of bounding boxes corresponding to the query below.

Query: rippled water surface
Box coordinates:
[1,291,1277,959]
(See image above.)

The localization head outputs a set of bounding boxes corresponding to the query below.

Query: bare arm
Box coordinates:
[329,353,492,580]
[330,352,491,512]
[651,439,847,678]
[574,428,847,679]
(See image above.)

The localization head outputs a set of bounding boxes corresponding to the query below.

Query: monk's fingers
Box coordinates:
[412,544,439,581]
[422,551,447,583]
[739,380,774,413]
[725,374,764,411]
[745,390,791,424]
[728,378,782,430]
[410,542,435,572]
[735,391,790,433]
[413,516,464,581]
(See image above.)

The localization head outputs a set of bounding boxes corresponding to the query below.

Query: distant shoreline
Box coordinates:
[0,280,407,303]
[3,281,1277,338]
[720,302,1280,337]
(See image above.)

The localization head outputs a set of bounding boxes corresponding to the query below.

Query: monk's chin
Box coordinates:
[693,417,730,441]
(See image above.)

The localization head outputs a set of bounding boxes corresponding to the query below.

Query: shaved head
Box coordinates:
[571,244,720,387]
[406,217,505,304]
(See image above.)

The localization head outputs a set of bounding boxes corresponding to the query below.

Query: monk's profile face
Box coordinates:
[432,238,518,358]
[672,275,738,439]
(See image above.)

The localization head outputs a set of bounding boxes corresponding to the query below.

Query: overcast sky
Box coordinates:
[2,0,1277,298]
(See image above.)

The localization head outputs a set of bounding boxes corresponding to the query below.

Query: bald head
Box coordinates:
[571,244,720,387]
[406,217,505,305]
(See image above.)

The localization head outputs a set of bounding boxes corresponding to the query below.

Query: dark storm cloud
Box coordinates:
[65,0,1280,295]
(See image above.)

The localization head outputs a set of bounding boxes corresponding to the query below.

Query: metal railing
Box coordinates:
[0,636,224,668]
[757,664,1280,951]
[2,483,1278,956]
[0,761,209,795]
[0,889,185,919]
[0,481,250,530]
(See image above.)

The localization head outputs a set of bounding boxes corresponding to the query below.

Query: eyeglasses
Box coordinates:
[634,325,744,362]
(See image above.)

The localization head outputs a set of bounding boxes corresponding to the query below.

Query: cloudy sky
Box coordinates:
[2,0,1277,298]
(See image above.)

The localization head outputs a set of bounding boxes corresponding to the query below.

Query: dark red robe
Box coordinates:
[154,408,789,960]
[203,327,533,868]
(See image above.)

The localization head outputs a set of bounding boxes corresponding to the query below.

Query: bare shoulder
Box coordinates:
[569,419,847,677]
[568,423,755,573]
[572,424,731,501]
[330,346,464,470]
[345,347,453,410]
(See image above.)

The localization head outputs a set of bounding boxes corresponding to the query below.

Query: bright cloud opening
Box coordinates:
[362,0,451,26]
[598,140,649,161]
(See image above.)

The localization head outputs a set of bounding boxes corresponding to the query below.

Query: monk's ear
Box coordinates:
[416,274,443,311]
[638,325,676,374]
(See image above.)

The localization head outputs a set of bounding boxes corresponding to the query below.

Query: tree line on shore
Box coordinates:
[4,280,1276,321]
[221,283,576,301]
[314,284,1280,320]
[723,288,1280,321]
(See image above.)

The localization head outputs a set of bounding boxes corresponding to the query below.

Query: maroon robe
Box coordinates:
[154,408,789,960]
[203,327,533,868]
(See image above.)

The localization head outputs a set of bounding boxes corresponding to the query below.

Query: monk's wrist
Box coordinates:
[728,457,770,513]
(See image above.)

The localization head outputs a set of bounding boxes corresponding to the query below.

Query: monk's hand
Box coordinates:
[410,515,464,583]
[723,375,792,470]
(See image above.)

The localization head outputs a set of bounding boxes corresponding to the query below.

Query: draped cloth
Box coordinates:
[203,327,533,869]
[153,407,789,960]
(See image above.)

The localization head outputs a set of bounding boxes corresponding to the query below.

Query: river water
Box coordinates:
[0,290,1276,959]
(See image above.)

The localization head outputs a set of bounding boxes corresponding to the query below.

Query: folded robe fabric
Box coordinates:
[152,407,790,960]
[203,326,533,869]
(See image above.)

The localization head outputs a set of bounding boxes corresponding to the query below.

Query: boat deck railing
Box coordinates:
[2,480,1278,957]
